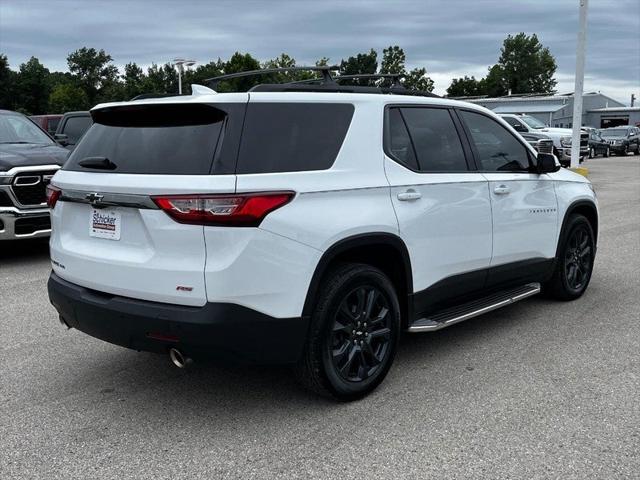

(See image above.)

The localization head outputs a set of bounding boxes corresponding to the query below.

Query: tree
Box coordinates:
[216,52,261,92]
[14,57,51,114]
[379,46,434,91]
[404,67,435,92]
[183,59,224,93]
[445,33,557,97]
[446,76,484,97]
[142,63,177,94]
[122,62,145,99]
[496,33,557,94]
[67,47,119,103]
[483,64,507,97]
[380,45,406,75]
[262,53,316,83]
[48,83,89,112]
[0,54,16,110]
[339,49,377,85]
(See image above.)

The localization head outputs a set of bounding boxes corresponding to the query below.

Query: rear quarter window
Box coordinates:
[236,103,354,174]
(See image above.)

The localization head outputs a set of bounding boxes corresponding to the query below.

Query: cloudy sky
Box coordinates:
[1,0,638,103]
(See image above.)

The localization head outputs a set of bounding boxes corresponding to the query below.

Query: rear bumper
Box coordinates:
[47,272,309,364]
[0,207,51,240]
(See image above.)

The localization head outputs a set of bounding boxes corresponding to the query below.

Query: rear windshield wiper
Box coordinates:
[78,157,118,171]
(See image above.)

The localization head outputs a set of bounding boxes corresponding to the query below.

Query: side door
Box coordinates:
[383,105,493,314]
[456,109,558,287]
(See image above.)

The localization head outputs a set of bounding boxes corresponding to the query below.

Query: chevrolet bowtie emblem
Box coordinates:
[85,193,104,204]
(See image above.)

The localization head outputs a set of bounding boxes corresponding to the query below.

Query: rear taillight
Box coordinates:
[46,185,61,208]
[152,192,294,227]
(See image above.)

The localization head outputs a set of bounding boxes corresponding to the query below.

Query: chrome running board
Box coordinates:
[408,283,541,333]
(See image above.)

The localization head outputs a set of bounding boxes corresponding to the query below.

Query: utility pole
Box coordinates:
[570,0,588,169]
[173,58,196,95]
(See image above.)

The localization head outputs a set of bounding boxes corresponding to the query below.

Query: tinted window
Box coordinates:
[0,114,53,144]
[399,107,467,172]
[236,103,354,174]
[460,110,532,172]
[48,117,61,133]
[503,117,524,130]
[63,116,92,144]
[64,104,227,175]
[387,108,418,170]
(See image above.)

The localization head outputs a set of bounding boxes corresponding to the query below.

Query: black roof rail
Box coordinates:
[134,67,440,99]
[290,73,405,88]
[205,65,340,88]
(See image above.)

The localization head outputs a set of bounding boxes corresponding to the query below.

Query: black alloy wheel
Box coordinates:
[295,263,400,400]
[329,285,392,383]
[564,226,593,291]
[543,214,595,301]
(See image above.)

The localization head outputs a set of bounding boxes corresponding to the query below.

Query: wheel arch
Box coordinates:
[302,233,414,328]
[557,199,599,257]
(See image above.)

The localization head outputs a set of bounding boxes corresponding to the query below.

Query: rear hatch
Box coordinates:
[49,97,247,306]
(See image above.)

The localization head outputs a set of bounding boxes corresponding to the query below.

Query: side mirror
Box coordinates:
[536,152,560,173]
[513,124,527,133]
[54,133,69,146]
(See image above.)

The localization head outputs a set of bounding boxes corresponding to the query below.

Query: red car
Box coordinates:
[30,114,63,136]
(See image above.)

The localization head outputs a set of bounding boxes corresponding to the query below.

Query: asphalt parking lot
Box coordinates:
[1,156,638,479]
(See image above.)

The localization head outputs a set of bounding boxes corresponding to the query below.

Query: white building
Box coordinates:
[460,92,638,129]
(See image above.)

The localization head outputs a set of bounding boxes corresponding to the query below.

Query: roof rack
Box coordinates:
[205,66,340,88]
[151,66,440,99]
[289,73,404,88]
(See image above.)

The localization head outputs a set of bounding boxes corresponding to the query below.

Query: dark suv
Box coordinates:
[54,111,92,151]
[600,126,640,156]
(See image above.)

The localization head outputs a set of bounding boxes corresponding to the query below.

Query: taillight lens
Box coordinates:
[152,192,294,227]
[46,185,61,208]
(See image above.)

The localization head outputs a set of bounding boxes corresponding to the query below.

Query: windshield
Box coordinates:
[0,114,53,144]
[600,129,628,137]
[520,115,547,129]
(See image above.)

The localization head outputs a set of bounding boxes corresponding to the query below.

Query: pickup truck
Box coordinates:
[499,114,588,166]
[0,110,68,240]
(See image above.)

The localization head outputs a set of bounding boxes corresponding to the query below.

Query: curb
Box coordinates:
[569,167,589,177]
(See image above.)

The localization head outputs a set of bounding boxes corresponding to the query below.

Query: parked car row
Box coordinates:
[499,114,640,163]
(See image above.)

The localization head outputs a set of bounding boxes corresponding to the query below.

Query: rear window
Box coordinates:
[64,104,228,175]
[62,116,92,144]
[236,103,354,174]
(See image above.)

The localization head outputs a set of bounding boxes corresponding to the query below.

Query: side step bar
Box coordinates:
[408,283,541,333]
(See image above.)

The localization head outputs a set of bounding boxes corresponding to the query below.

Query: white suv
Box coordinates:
[47,73,598,400]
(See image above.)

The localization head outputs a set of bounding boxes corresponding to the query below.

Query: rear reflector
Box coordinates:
[152,192,294,227]
[46,185,61,208]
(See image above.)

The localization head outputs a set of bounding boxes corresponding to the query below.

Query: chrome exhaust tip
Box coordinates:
[169,348,192,369]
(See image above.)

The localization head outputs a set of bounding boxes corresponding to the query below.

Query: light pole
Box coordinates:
[570,0,588,169]
[173,58,196,95]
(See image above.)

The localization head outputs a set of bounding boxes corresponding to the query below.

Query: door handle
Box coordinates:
[493,185,510,195]
[397,189,422,201]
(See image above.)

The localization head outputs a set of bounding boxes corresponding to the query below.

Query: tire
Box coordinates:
[295,263,401,401]
[634,144,639,155]
[589,147,594,159]
[604,147,609,158]
[543,214,595,301]
[622,145,628,156]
